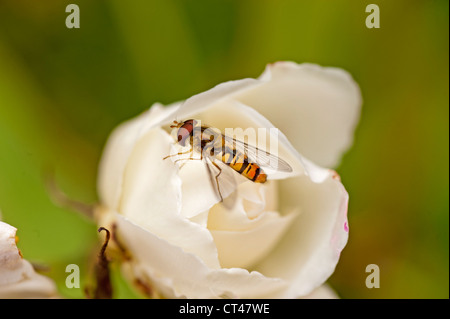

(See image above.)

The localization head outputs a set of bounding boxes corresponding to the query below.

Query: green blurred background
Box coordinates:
[0,0,448,299]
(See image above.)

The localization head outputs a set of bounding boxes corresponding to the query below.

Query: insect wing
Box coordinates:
[203,155,238,208]
[222,134,292,172]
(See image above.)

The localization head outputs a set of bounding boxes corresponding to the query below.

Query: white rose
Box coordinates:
[95,62,361,298]
[0,221,58,298]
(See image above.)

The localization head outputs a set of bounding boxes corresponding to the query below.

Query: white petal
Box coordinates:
[156,78,263,127]
[98,102,179,209]
[207,181,274,231]
[0,222,25,286]
[118,128,220,269]
[178,160,221,219]
[206,180,297,269]
[0,221,57,298]
[0,260,57,299]
[255,174,349,297]
[210,210,297,269]
[115,214,287,298]
[234,62,362,168]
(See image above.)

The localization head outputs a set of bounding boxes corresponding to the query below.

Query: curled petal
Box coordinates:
[254,171,349,297]
[210,210,297,269]
[207,181,298,269]
[157,78,263,127]
[115,214,287,298]
[235,62,362,168]
[98,102,180,210]
[118,128,221,269]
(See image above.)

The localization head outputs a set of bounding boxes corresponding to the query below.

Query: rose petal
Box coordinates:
[118,128,221,269]
[205,180,298,269]
[98,102,180,209]
[210,210,297,269]
[235,62,362,168]
[156,78,263,127]
[0,261,58,298]
[178,160,222,219]
[115,214,287,298]
[0,221,57,298]
[207,181,275,231]
[254,172,349,297]
[0,221,26,286]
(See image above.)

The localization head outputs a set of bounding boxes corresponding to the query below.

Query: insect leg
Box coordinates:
[162,149,193,160]
[210,161,224,202]
[174,147,206,169]
[173,156,201,165]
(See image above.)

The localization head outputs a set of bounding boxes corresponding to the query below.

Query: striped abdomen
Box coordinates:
[216,144,267,183]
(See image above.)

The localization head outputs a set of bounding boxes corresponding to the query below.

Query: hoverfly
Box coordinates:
[164,119,292,202]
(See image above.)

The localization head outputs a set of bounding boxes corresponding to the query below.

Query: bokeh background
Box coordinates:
[0,0,447,299]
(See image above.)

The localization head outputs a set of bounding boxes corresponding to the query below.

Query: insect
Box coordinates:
[163,119,292,202]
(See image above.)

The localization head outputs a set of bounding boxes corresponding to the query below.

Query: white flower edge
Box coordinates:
[0,221,58,298]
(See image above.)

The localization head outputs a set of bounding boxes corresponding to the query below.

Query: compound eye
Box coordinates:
[177,127,191,146]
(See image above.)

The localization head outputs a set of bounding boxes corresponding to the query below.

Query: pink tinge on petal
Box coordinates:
[255,174,350,298]
[330,185,349,255]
